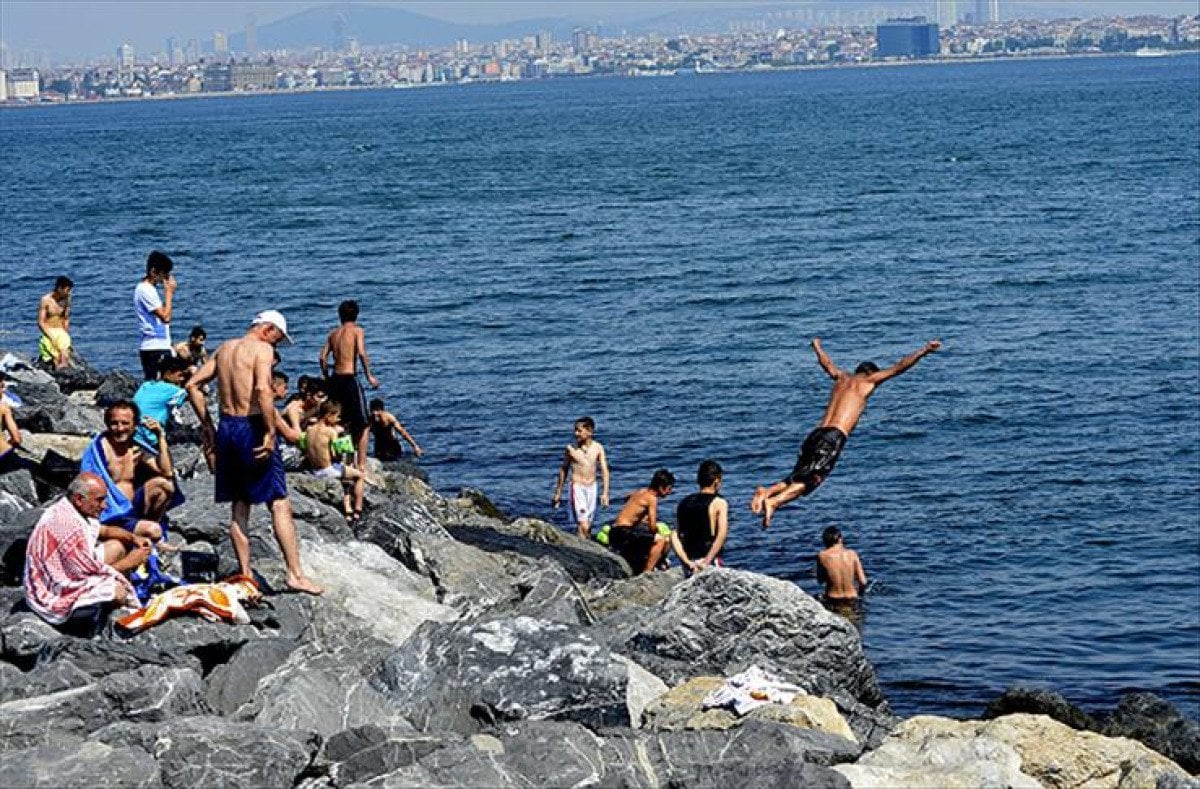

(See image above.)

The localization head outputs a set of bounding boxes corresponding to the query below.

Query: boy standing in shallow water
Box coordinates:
[816,525,868,625]
[552,416,610,539]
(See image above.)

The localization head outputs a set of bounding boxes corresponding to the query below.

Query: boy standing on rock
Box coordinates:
[319,300,379,476]
[133,251,177,381]
[187,310,323,595]
[551,416,610,539]
[672,459,729,575]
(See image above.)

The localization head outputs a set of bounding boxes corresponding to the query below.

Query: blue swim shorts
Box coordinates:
[214,415,287,505]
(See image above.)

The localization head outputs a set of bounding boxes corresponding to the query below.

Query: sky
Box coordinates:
[2,0,1198,62]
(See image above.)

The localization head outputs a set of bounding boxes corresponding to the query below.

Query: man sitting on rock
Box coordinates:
[80,399,177,543]
[24,472,150,637]
[604,468,675,575]
[0,374,35,475]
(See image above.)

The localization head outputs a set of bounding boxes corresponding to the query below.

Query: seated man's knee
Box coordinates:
[135,520,163,541]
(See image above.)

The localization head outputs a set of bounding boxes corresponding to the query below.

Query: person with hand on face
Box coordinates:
[134,250,178,381]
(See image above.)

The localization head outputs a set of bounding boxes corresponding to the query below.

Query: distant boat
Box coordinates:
[631,68,677,77]
[1135,48,1169,57]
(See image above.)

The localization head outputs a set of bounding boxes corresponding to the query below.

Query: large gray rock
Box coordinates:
[146,716,321,789]
[1102,693,1200,775]
[360,720,853,789]
[204,638,299,716]
[316,726,450,787]
[8,377,103,436]
[374,615,650,734]
[93,370,139,406]
[0,665,207,751]
[984,685,1099,731]
[444,514,632,583]
[0,741,161,788]
[583,568,686,619]
[0,469,38,508]
[0,506,41,586]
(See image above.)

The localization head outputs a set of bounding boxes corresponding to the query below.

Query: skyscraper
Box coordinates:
[935,0,959,28]
[213,32,228,56]
[975,0,1000,23]
[876,17,940,57]
[166,37,179,65]
[117,43,135,72]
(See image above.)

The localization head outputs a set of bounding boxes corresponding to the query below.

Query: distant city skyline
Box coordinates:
[2,0,1197,63]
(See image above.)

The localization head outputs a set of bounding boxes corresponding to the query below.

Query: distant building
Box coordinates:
[213,32,228,56]
[117,43,135,73]
[936,0,959,29]
[7,68,40,99]
[536,30,554,55]
[185,39,200,63]
[876,17,940,58]
[203,62,276,91]
[0,71,7,102]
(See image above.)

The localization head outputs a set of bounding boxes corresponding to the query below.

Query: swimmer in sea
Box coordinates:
[816,525,867,626]
[751,337,941,528]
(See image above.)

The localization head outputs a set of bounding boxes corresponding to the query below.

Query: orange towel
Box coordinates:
[116,575,262,634]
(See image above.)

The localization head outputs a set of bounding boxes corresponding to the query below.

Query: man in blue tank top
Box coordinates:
[751,337,941,528]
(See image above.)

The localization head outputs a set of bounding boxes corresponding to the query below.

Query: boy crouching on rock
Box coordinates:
[302,401,365,529]
[602,468,675,575]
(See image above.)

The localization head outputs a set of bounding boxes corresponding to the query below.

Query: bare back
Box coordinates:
[303,422,338,471]
[819,375,877,436]
[614,488,656,529]
[817,545,866,599]
[214,336,274,417]
[326,324,362,375]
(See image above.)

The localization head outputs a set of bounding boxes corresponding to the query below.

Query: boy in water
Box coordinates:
[318,300,379,475]
[302,400,366,528]
[552,416,610,539]
[816,525,868,624]
[37,276,73,370]
[369,398,423,461]
[605,468,675,575]
[672,459,729,575]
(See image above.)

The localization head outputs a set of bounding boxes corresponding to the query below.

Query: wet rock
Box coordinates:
[984,684,1099,731]
[374,615,638,734]
[0,741,161,788]
[642,676,858,744]
[1103,693,1200,775]
[147,716,321,789]
[444,514,631,583]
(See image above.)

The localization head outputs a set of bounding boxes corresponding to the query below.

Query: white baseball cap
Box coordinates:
[251,310,293,344]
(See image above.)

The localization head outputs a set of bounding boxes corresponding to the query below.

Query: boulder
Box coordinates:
[642,676,858,743]
[583,568,686,619]
[984,685,1099,731]
[0,741,161,788]
[374,615,641,734]
[146,716,321,789]
[50,359,106,394]
[0,469,38,508]
[93,370,139,406]
[9,377,103,437]
[844,714,1193,789]
[300,540,457,645]
[444,514,631,583]
[0,659,93,704]
[204,638,299,716]
[614,569,889,737]
[1102,693,1200,775]
[1,507,40,586]
[316,726,449,787]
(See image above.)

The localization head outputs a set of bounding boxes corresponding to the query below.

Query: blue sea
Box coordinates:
[2,55,1198,719]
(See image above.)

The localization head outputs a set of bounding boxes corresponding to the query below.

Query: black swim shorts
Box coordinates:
[784,426,847,494]
[607,525,657,572]
[326,374,369,437]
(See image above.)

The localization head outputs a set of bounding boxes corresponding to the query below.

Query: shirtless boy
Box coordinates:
[751,337,941,528]
[97,400,174,542]
[607,468,675,575]
[551,416,610,539]
[187,310,322,595]
[38,276,73,370]
[280,376,324,439]
[369,398,423,461]
[816,525,868,624]
[174,326,208,369]
[319,300,379,473]
[302,400,366,527]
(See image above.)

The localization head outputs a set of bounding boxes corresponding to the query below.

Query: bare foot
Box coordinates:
[761,500,777,530]
[285,575,324,595]
[750,486,768,514]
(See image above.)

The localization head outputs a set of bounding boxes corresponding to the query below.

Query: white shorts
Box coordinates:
[310,463,344,480]
[570,482,598,526]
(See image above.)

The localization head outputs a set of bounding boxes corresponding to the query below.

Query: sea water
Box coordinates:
[2,54,1197,718]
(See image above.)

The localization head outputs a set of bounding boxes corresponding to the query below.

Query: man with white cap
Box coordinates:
[186,310,323,595]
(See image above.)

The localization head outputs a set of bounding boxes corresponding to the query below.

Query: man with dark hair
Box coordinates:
[605,468,675,574]
[134,250,177,380]
[672,460,728,575]
[816,525,868,622]
[319,300,379,485]
[82,399,174,543]
[132,356,191,452]
[187,310,322,595]
[38,276,74,370]
[368,397,423,461]
[174,325,208,369]
[751,337,942,528]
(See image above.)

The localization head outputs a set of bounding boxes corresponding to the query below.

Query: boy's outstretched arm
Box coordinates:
[811,338,842,379]
[868,340,942,384]
[391,414,423,457]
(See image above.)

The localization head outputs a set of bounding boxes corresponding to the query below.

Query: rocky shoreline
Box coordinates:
[0,350,1196,788]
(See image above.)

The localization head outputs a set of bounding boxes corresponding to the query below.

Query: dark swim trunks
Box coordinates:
[607,525,657,573]
[326,374,369,437]
[784,426,847,494]
[214,415,287,505]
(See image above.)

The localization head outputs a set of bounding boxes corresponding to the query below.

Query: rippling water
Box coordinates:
[2,55,1197,718]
